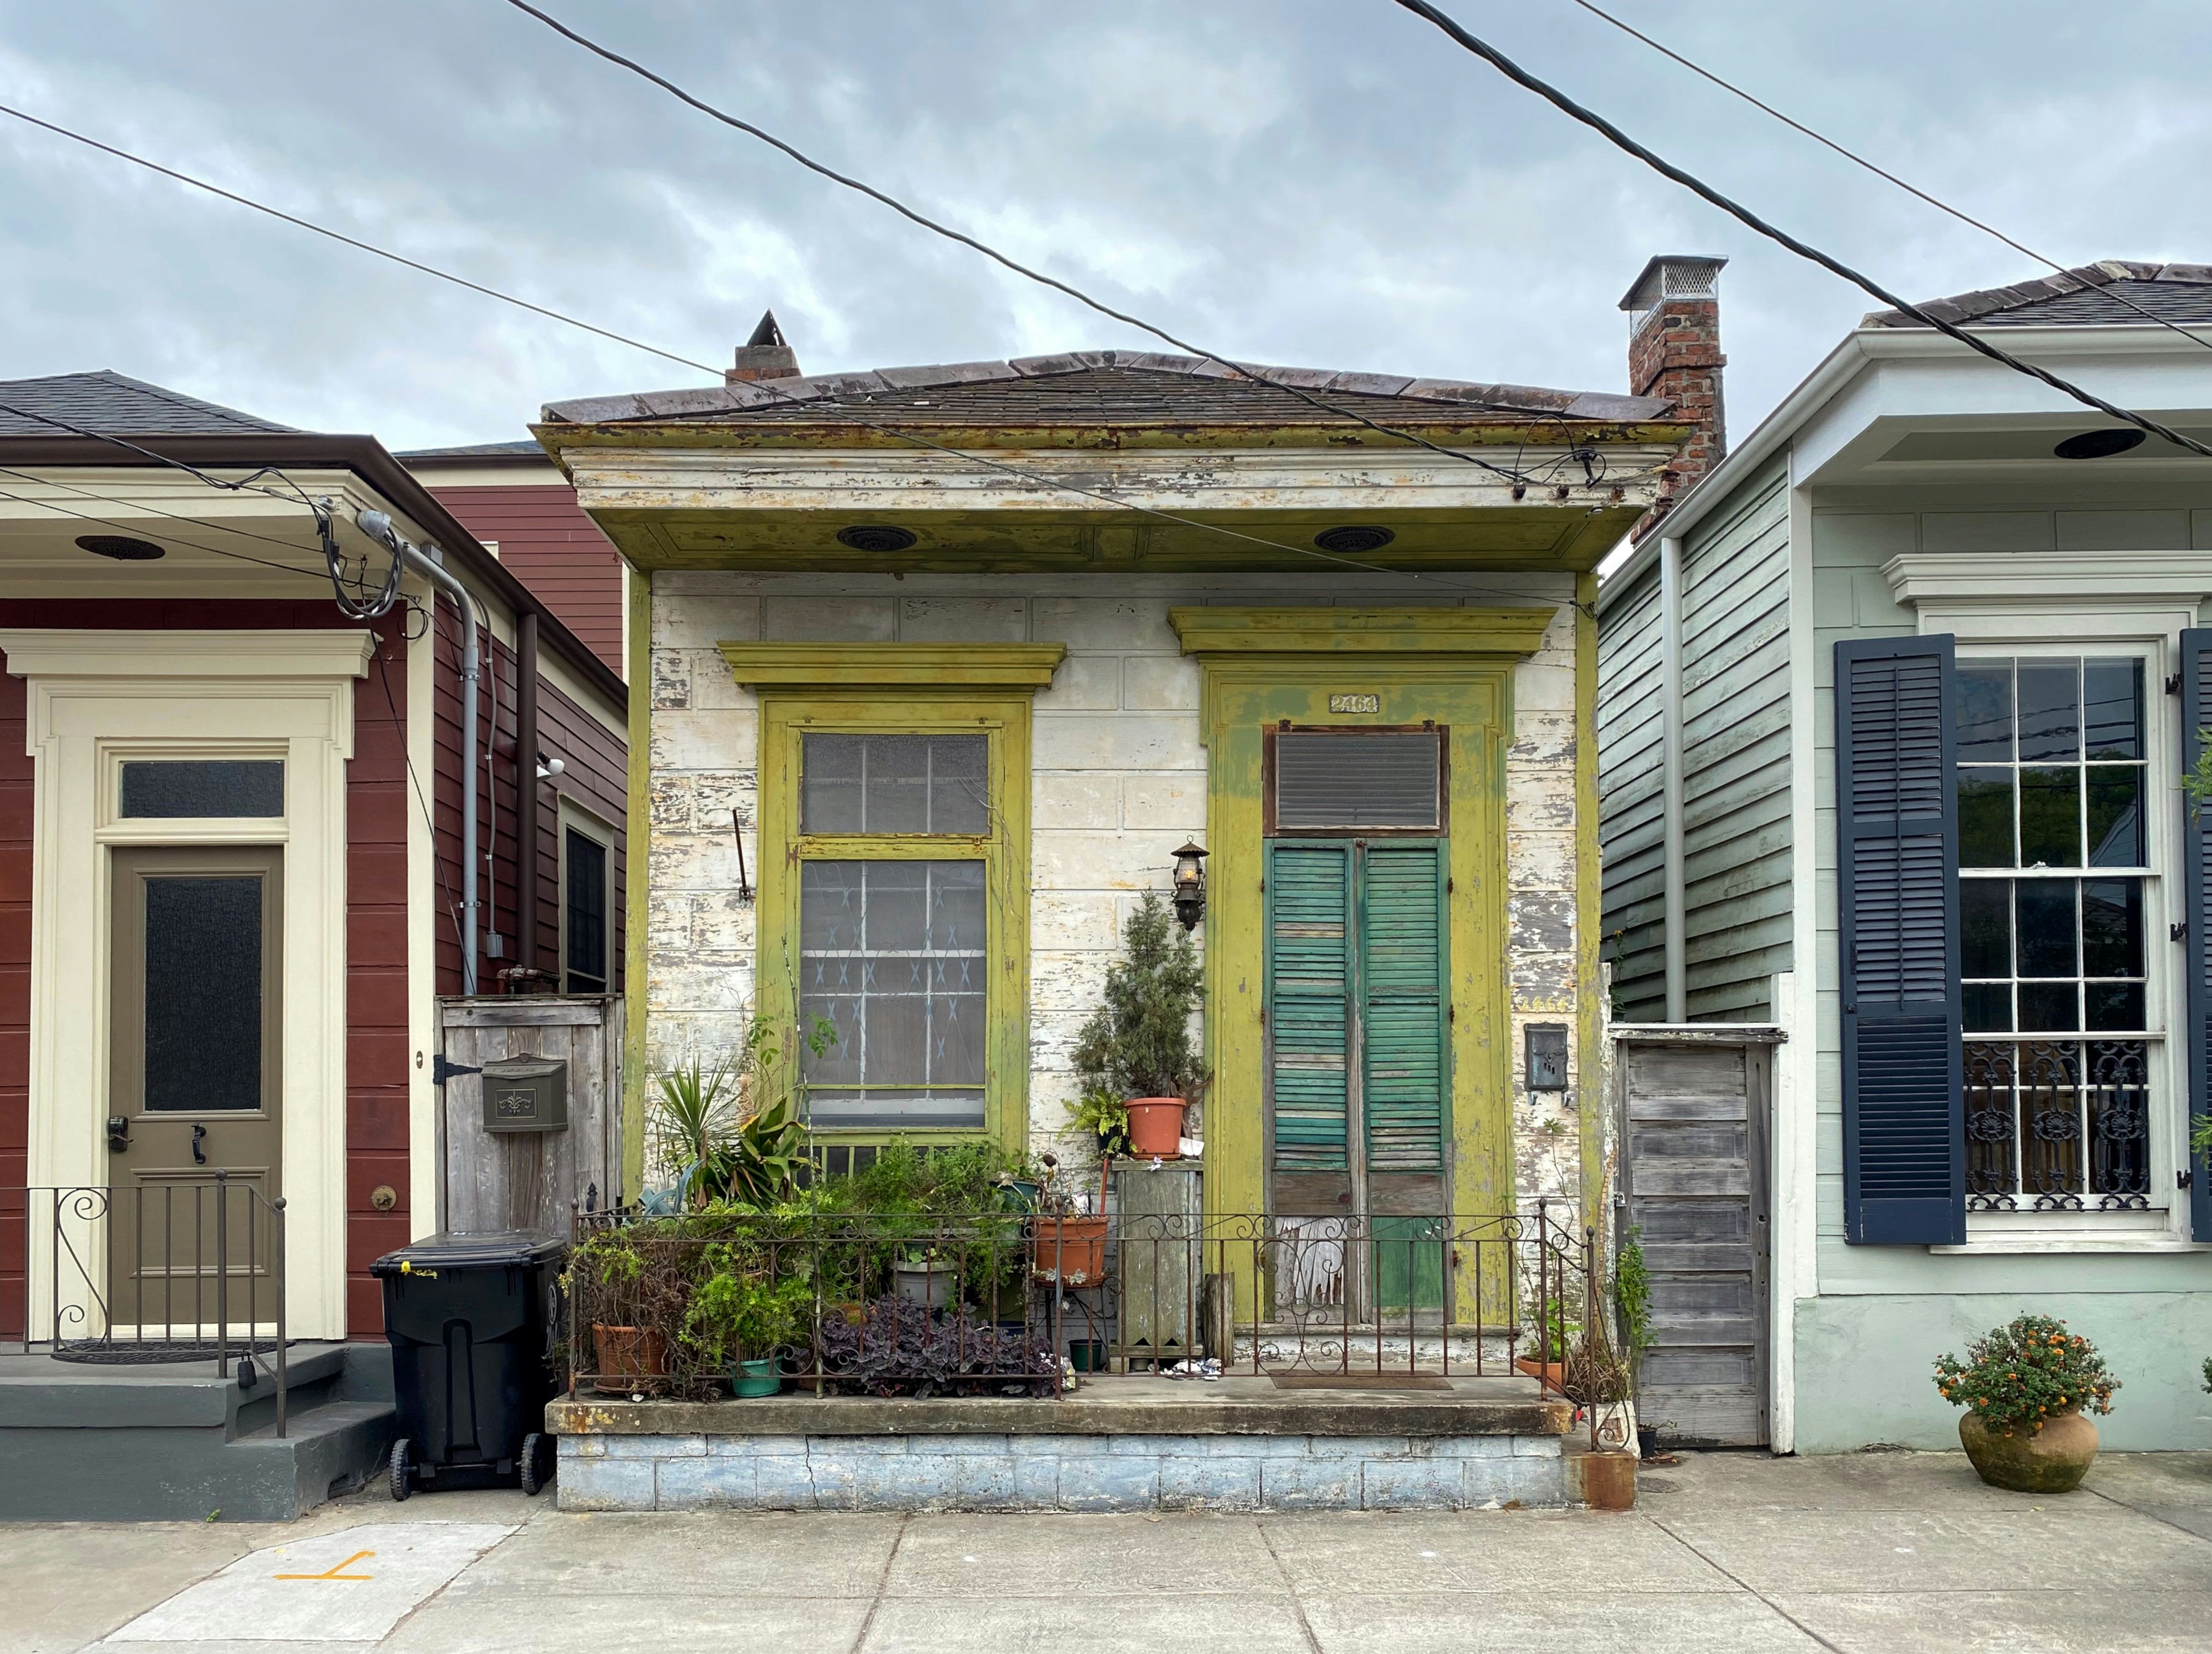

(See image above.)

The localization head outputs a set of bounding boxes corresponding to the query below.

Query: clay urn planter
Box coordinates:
[1125,1097,1187,1158]
[1959,1409,2099,1493]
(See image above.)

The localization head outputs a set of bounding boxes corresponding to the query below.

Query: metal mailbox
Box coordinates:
[480,1053,568,1133]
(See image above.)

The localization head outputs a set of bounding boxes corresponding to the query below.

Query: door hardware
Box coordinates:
[190,1123,207,1165]
[106,1116,130,1154]
[432,1055,483,1087]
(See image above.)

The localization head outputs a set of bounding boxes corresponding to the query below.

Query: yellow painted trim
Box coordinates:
[622,568,651,1202]
[719,642,1065,690]
[1168,606,1554,659]
[1575,572,1604,1242]
[753,691,1034,1156]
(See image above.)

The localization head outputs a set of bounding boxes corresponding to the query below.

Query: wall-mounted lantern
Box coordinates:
[1171,841,1209,931]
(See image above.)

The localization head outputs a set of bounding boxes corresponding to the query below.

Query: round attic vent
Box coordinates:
[836,525,919,553]
[1313,525,1395,555]
[2054,428,2147,460]
[75,534,165,561]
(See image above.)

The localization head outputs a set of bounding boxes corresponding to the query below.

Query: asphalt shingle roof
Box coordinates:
[1863,260,2212,329]
[542,350,1672,428]
[0,370,297,437]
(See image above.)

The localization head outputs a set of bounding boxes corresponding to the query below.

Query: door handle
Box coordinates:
[106,1116,130,1154]
[191,1124,207,1166]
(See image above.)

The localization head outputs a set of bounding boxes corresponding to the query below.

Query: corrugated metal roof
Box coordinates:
[542,350,1673,428]
[0,370,297,436]
[1862,260,2212,329]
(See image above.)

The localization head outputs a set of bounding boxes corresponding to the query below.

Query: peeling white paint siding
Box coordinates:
[645,572,1588,1198]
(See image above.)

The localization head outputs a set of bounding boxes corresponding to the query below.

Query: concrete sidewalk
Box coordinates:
[5,1448,2210,1653]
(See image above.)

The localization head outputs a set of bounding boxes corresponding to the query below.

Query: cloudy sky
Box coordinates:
[1,1,2206,452]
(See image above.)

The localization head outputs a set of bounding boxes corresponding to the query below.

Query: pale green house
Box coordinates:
[1599,260,2212,1452]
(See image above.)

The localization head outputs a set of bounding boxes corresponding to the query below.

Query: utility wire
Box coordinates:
[1562,0,2212,357]
[0,473,333,583]
[0,97,1589,606]
[1388,0,2212,461]
[498,0,1595,490]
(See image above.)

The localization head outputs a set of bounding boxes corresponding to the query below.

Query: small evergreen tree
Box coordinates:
[1071,893,1205,1100]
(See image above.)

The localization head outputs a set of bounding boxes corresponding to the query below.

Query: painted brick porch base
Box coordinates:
[557,1430,1566,1512]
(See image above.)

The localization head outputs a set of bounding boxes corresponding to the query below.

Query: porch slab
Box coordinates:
[547,1374,1575,1513]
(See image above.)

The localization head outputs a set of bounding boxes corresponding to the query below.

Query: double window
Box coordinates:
[1955,656,2154,1213]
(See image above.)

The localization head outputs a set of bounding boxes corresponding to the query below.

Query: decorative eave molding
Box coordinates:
[717,641,1067,689]
[0,628,375,680]
[1882,550,2212,608]
[1169,605,1556,658]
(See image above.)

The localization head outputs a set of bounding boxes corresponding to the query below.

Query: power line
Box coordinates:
[0,472,333,583]
[1388,0,2212,460]
[498,0,1600,492]
[1562,0,2212,357]
[0,98,1593,606]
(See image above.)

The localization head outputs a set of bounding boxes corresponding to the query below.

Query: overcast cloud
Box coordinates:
[1,1,2207,453]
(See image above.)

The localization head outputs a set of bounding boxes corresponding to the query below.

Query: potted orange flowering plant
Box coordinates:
[1933,1313,2118,1493]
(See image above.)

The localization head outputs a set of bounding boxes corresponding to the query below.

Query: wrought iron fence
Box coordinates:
[2,1175,290,1437]
[564,1196,1631,1449]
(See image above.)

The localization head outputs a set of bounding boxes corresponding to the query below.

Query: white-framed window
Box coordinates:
[558,801,614,994]
[1955,643,2164,1221]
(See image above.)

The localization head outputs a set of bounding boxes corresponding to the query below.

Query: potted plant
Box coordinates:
[571,1231,674,1396]
[685,1262,813,1398]
[1515,1301,1571,1394]
[645,1016,834,1211]
[1070,893,1205,1159]
[1065,1087,1131,1160]
[1933,1313,2119,1492]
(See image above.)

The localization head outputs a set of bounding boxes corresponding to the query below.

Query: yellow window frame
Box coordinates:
[751,689,1035,1153]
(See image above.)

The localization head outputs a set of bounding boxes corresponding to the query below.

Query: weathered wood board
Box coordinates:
[438,995,623,1236]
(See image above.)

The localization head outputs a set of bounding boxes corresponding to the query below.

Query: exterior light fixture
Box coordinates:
[836,524,918,552]
[1313,525,1394,555]
[2054,428,2147,460]
[76,533,164,561]
[1171,841,1209,931]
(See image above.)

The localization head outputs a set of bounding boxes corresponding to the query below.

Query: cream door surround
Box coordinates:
[2,628,372,1340]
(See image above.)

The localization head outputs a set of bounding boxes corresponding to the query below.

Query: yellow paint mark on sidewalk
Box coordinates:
[273,1550,375,1582]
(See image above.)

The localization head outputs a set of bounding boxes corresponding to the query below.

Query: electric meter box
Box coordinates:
[480,1053,568,1133]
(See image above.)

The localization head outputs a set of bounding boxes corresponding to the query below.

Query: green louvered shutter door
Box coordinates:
[1267,843,1351,1170]
[1361,842,1448,1172]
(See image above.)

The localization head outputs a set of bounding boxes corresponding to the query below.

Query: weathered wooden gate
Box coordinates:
[1613,1026,1779,1447]
[438,996,623,1235]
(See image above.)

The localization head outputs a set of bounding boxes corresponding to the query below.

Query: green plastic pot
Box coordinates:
[733,1357,781,1398]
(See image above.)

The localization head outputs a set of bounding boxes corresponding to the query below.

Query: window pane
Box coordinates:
[2081,879,2142,977]
[800,734,988,834]
[2083,660,2144,760]
[144,876,263,1112]
[120,760,282,819]
[2019,1041,2083,1199]
[2018,981,2079,1032]
[1958,771,2016,868]
[2017,767,2081,866]
[563,829,608,992]
[1963,981,2013,1032]
[2015,882,2078,977]
[2086,768,2144,867]
[2015,661,2081,762]
[2086,983,2146,1031]
[1961,881,2012,977]
[1955,664,2015,762]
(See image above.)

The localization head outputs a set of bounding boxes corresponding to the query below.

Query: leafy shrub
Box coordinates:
[682,1257,814,1367]
[1613,1230,1653,1364]
[1071,893,1205,1101]
[1933,1314,2119,1438]
[815,1296,1057,1398]
[647,1017,835,1210]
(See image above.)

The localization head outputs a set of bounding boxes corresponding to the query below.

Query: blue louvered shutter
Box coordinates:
[1836,636,1963,1245]
[1361,842,1447,1172]
[1267,843,1351,1170]
[2181,631,2212,1239]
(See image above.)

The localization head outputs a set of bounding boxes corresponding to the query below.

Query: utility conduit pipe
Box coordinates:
[359,509,480,993]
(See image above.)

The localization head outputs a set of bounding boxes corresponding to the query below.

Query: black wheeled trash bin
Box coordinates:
[370,1229,567,1500]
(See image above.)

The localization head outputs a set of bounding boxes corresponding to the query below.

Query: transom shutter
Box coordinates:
[1836,636,1963,1245]
[1361,841,1447,1172]
[2181,630,2212,1240]
[1267,842,1351,1170]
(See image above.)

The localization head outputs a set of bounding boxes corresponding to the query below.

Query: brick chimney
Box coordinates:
[1621,255,1727,538]
[726,310,801,384]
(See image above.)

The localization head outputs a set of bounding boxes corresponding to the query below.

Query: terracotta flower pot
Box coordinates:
[1515,1356,1568,1395]
[1125,1097,1187,1158]
[1031,1214,1110,1287]
[591,1324,669,1395]
[1959,1408,2098,1493]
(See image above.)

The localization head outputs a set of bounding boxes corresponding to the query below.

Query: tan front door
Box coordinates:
[107,847,282,1333]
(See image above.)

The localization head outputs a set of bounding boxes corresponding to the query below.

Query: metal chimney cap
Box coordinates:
[1619,255,1729,313]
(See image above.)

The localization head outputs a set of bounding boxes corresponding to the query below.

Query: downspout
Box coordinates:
[515,611,541,981]
[1660,532,1687,1023]
[359,510,479,994]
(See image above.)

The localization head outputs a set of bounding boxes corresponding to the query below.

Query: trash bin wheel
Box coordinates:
[389,1438,413,1502]
[520,1432,551,1496]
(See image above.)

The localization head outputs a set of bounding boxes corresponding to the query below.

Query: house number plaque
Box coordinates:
[1328,693,1381,714]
